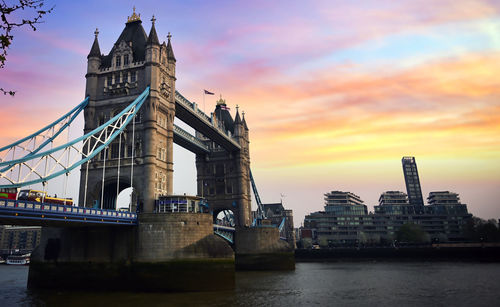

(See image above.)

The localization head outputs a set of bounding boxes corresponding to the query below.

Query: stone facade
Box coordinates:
[136,213,233,261]
[196,101,252,226]
[79,14,253,227]
[80,17,175,212]
[234,226,295,270]
[28,212,235,291]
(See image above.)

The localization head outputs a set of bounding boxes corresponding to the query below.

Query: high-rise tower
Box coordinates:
[402,156,424,207]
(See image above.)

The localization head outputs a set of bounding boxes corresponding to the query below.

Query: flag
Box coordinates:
[204,89,214,95]
[220,105,230,111]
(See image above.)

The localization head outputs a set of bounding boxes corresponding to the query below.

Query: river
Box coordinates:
[1,262,500,306]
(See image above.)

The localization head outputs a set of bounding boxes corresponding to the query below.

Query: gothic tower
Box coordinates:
[195,98,252,226]
[79,9,176,212]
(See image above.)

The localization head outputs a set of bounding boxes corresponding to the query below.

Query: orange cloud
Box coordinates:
[212,52,500,170]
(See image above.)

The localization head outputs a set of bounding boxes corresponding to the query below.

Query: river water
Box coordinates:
[1,262,500,306]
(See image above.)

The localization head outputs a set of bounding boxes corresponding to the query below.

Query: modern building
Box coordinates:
[402,156,424,207]
[324,191,367,215]
[427,191,469,216]
[0,225,41,254]
[300,189,472,248]
[375,191,416,215]
[378,191,409,206]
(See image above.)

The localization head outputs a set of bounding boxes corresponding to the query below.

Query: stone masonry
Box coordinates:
[80,14,175,212]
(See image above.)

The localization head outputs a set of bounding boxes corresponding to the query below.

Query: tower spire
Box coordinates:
[146,15,160,45]
[242,111,248,130]
[234,105,241,124]
[87,28,101,59]
[166,32,176,61]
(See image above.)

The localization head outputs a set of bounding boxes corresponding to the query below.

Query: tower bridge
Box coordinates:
[0,9,294,292]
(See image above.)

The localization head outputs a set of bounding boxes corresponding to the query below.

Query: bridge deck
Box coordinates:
[0,198,137,226]
[173,124,209,154]
[0,198,236,243]
[175,91,241,152]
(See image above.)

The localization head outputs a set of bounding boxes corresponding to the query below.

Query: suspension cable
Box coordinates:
[83,140,90,208]
[101,128,108,210]
[28,136,37,189]
[130,111,136,212]
[63,124,71,205]
[42,126,54,196]
[116,131,122,210]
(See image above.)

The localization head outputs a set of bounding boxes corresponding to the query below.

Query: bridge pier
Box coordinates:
[28,213,234,292]
[234,227,295,270]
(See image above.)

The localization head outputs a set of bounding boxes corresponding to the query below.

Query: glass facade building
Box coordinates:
[402,156,424,207]
[324,191,367,215]
[301,190,472,247]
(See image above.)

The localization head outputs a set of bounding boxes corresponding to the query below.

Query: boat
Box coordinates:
[6,253,30,265]
[0,256,5,264]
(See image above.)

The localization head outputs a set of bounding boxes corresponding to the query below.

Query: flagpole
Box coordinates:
[203,90,205,113]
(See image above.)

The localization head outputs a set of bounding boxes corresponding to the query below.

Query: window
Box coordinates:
[117,73,121,83]
[131,71,136,83]
[115,56,121,67]
[124,54,129,65]
[157,114,167,128]
[107,76,112,86]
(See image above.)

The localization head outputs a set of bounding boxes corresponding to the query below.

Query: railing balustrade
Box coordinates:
[0,198,136,223]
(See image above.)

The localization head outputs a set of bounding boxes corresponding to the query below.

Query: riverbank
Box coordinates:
[295,245,500,262]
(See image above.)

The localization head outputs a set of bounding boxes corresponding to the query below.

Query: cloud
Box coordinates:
[217,52,500,169]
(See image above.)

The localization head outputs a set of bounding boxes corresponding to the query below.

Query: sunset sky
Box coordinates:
[1,0,499,226]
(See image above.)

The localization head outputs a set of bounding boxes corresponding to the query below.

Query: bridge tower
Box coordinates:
[196,99,252,226]
[80,11,176,212]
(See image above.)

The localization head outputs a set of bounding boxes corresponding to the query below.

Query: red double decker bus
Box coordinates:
[0,188,18,200]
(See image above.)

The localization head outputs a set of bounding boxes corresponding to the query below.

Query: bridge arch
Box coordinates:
[214,208,235,227]
[84,175,141,210]
[101,178,130,210]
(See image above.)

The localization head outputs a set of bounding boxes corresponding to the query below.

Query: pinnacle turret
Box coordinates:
[146,15,160,45]
[87,28,101,59]
[166,32,176,61]
[242,111,248,130]
[234,105,242,124]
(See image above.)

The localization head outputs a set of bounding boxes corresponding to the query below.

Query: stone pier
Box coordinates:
[235,227,295,270]
[28,213,235,292]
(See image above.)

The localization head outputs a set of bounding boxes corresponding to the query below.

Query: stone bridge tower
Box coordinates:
[195,98,252,226]
[79,10,176,212]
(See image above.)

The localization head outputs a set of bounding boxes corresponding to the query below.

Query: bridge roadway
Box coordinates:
[172,124,209,154]
[174,90,241,153]
[0,198,235,242]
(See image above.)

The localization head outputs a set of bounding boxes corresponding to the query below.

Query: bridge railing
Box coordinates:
[173,125,209,152]
[213,224,235,244]
[0,198,137,223]
[175,91,213,123]
[175,91,240,149]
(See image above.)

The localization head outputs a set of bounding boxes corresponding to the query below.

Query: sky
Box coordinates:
[1,0,499,226]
